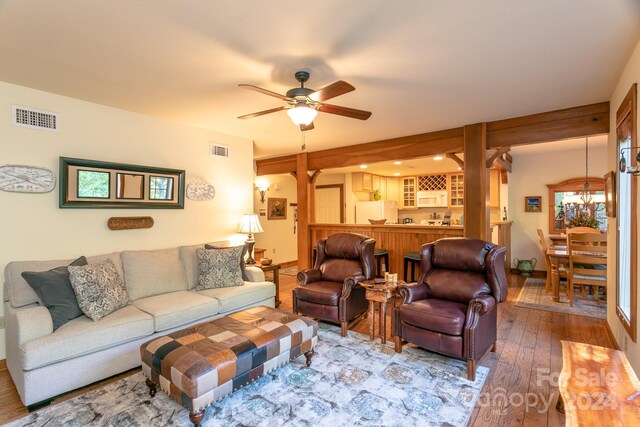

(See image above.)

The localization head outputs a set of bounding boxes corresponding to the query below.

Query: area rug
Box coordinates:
[6,325,488,427]
[514,278,606,319]
[279,265,299,276]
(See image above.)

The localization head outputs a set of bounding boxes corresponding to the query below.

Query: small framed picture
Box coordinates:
[525,196,541,212]
[267,198,287,220]
[604,171,616,217]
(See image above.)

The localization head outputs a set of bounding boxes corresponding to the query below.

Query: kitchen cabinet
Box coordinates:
[489,169,500,208]
[372,175,380,193]
[399,176,417,209]
[386,177,399,203]
[352,172,372,192]
[448,173,464,207]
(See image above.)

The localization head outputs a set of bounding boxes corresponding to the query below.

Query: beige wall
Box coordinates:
[608,39,640,370]
[252,174,298,263]
[0,81,254,359]
[508,144,608,271]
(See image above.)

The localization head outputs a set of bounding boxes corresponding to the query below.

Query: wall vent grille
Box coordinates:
[210,143,229,158]
[12,105,59,131]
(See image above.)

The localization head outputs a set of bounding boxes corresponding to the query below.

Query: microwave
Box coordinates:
[417,190,448,208]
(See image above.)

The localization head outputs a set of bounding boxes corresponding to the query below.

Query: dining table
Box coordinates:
[546,244,607,303]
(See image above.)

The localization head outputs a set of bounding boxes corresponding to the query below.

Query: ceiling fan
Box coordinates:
[237,71,372,131]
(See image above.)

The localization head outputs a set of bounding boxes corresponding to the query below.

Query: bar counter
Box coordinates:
[310,223,464,278]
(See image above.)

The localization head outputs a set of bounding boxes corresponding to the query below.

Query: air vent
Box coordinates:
[12,105,59,132]
[210,143,229,158]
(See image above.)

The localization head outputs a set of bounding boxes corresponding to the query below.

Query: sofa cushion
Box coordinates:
[121,248,188,300]
[179,241,231,289]
[21,256,88,330]
[398,299,468,336]
[196,247,244,290]
[293,281,343,306]
[5,252,124,309]
[69,259,130,321]
[197,281,275,313]
[20,305,153,371]
[132,291,219,332]
[205,243,250,281]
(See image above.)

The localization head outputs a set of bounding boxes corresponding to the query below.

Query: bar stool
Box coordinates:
[374,249,389,277]
[403,252,421,282]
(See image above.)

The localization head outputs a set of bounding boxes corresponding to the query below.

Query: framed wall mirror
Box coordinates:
[60,157,185,208]
[546,177,606,235]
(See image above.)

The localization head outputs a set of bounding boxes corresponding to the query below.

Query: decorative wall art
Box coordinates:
[267,198,287,220]
[107,216,154,230]
[0,164,55,193]
[525,196,542,212]
[186,182,216,200]
[59,157,185,208]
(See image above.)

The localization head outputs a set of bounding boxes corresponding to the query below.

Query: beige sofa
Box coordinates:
[3,242,276,407]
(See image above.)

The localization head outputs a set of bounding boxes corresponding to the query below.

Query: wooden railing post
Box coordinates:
[296,153,311,269]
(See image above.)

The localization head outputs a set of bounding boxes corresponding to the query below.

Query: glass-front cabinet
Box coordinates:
[448,172,464,207]
[400,176,417,209]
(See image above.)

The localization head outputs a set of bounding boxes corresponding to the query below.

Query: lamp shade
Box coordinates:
[239,213,264,234]
[287,105,318,126]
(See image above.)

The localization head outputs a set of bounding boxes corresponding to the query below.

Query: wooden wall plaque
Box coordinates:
[107,216,154,230]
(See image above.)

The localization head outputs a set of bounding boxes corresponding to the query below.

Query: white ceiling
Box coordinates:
[0,1,638,159]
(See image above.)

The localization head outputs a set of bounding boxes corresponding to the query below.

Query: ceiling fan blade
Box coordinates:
[318,104,372,120]
[237,106,286,119]
[309,80,355,102]
[300,122,315,131]
[238,84,292,101]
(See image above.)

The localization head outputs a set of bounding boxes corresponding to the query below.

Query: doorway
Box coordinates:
[315,184,344,223]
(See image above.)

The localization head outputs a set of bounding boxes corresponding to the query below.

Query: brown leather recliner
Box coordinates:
[394,237,507,381]
[293,233,376,336]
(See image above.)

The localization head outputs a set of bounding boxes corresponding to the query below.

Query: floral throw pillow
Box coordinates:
[196,246,244,290]
[68,259,129,321]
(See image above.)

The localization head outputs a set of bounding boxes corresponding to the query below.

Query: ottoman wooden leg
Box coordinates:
[304,349,315,367]
[145,378,156,398]
[189,408,206,426]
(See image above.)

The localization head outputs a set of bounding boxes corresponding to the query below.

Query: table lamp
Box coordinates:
[239,213,264,264]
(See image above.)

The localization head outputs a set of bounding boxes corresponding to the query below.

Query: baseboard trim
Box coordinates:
[0,358,6,372]
[605,321,619,350]
[509,269,547,279]
[279,260,297,269]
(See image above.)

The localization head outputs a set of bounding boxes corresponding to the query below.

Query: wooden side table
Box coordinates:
[256,263,281,307]
[362,280,404,344]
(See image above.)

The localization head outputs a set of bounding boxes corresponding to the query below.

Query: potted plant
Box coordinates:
[566,211,599,229]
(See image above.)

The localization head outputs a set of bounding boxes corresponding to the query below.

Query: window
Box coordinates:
[616,83,637,342]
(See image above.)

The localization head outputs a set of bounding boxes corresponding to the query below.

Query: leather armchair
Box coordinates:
[393,237,507,381]
[293,233,376,336]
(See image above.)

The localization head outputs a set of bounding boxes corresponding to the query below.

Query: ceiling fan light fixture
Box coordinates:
[287,104,318,126]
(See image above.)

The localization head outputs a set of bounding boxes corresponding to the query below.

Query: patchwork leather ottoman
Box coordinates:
[140,305,317,426]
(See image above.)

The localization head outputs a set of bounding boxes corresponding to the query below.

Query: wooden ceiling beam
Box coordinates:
[446,153,465,170]
[486,101,609,148]
[486,146,511,168]
[255,101,609,175]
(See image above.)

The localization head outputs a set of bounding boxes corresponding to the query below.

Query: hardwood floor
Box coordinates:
[0,272,613,426]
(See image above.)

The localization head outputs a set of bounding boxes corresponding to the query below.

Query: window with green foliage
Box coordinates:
[77,170,110,198]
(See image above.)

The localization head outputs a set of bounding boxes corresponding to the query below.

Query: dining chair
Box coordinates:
[537,228,567,294]
[567,232,607,306]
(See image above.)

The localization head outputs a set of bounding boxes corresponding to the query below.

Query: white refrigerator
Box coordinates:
[355,200,398,224]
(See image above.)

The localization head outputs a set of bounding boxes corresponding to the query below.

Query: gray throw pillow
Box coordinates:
[205,244,250,281]
[196,246,244,290]
[21,256,88,330]
[68,259,129,321]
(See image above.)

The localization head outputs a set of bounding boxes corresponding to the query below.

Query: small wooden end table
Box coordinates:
[362,279,405,344]
[255,263,281,307]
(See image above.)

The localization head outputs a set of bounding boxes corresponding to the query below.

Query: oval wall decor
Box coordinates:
[0,164,55,193]
[107,216,154,230]
[186,183,216,200]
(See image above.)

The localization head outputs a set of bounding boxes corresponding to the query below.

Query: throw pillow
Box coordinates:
[21,256,88,330]
[196,246,244,290]
[68,259,129,321]
[205,244,250,281]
